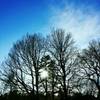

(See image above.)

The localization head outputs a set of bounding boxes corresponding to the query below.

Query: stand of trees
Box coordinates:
[0,29,99,100]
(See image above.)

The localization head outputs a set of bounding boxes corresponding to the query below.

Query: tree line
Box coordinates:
[0,29,100,100]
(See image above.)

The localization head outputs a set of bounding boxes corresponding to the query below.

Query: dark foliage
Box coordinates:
[0,91,97,100]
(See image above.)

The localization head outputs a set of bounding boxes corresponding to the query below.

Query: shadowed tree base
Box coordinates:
[0,91,97,100]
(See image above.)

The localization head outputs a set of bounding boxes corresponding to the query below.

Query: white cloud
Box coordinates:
[48,1,100,48]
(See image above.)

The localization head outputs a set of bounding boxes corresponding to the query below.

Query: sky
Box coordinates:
[0,0,100,64]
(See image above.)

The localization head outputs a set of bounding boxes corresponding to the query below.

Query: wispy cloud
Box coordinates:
[48,0,100,48]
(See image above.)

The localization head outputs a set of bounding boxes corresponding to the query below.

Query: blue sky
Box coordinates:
[0,0,100,64]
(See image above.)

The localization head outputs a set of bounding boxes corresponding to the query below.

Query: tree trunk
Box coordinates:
[97,86,100,99]
[31,70,34,97]
[52,74,54,100]
[35,69,39,100]
[63,69,67,100]
[52,86,54,100]
[45,78,48,100]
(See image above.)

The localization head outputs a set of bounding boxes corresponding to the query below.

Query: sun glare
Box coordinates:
[40,69,48,79]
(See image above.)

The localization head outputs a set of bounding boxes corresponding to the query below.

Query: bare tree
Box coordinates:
[78,40,100,98]
[24,34,44,100]
[46,29,77,100]
[0,34,44,99]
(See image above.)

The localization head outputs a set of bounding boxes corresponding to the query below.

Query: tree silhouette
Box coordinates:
[0,29,98,100]
[46,29,77,100]
[40,55,58,100]
[0,34,45,99]
[78,40,100,98]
